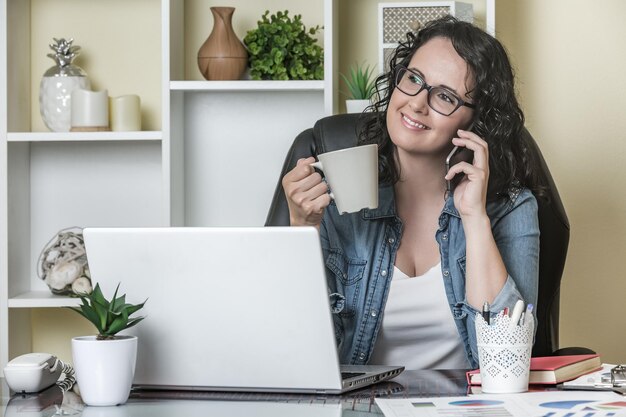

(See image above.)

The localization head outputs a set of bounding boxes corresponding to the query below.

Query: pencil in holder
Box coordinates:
[475,312,534,393]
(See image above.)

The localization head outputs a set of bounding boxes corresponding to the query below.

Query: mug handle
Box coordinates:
[310,161,323,171]
[309,161,335,200]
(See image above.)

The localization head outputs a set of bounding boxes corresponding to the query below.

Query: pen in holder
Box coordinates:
[475,311,534,393]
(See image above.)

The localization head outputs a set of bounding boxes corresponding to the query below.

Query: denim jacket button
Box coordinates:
[370,309,378,317]
[359,352,366,360]
[381,270,387,277]
[388,237,395,244]
[442,233,448,240]
[443,269,450,277]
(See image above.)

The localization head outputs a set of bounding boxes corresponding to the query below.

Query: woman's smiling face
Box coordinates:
[386,36,475,158]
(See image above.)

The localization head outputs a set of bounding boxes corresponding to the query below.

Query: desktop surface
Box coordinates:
[1,370,469,417]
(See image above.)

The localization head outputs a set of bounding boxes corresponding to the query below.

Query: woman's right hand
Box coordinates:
[282,157,331,227]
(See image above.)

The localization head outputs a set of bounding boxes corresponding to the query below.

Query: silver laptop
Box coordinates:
[82,227,403,394]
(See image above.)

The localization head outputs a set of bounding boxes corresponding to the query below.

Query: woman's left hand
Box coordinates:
[444,129,489,219]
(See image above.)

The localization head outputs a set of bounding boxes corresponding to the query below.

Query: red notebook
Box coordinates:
[466,354,601,385]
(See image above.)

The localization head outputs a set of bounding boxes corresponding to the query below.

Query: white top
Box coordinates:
[369,263,469,370]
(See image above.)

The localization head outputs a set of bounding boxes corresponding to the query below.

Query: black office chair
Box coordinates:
[265,113,591,357]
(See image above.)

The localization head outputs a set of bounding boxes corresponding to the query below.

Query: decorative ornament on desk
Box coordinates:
[39,38,91,132]
[38,227,92,296]
[197,7,248,80]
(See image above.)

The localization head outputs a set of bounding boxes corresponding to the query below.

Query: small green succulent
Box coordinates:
[340,62,377,100]
[244,10,324,80]
[69,283,146,340]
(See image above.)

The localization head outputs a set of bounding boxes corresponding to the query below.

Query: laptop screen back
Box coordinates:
[83,227,343,392]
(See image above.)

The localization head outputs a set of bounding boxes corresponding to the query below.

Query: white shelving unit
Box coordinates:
[170,80,325,91]
[0,0,336,371]
[8,292,82,309]
[0,0,494,372]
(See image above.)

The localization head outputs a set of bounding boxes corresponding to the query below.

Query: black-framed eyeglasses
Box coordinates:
[394,65,475,116]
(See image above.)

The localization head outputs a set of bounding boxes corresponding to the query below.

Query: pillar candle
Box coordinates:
[71,89,109,128]
[110,95,141,131]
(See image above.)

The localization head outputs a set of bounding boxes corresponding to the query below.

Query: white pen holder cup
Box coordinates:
[475,312,534,393]
[310,144,378,215]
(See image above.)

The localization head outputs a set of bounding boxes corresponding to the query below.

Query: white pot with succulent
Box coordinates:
[69,283,146,406]
[341,62,377,114]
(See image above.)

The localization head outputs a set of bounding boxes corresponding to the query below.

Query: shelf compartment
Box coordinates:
[7,131,163,142]
[6,141,165,305]
[8,291,82,308]
[170,80,324,92]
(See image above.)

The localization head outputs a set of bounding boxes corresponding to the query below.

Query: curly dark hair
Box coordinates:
[358,15,544,200]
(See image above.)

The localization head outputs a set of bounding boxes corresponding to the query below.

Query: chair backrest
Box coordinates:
[265,113,569,356]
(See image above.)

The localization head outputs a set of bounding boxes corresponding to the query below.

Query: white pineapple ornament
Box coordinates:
[39,38,91,132]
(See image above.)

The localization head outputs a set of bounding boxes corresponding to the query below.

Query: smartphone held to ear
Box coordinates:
[446,147,474,193]
[445,124,475,194]
[445,146,461,194]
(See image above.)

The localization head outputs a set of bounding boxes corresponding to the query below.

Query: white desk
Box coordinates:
[1,370,468,416]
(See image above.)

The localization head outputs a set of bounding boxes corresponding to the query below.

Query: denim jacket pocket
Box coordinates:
[325,249,366,318]
[457,255,467,274]
[326,250,367,285]
[450,255,467,300]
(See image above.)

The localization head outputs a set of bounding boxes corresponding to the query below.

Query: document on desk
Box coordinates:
[562,363,616,390]
[375,390,626,417]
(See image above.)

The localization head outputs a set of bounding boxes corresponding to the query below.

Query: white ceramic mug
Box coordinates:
[311,144,378,214]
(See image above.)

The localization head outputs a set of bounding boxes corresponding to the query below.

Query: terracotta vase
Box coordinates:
[197,7,248,80]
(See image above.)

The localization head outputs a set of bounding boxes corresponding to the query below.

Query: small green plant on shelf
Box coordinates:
[340,62,377,100]
[244,10,323,80]
[68,283,146,340]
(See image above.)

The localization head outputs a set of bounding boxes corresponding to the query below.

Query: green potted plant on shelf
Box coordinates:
[341,62,377,114]
[69,283,146,406]
[243,10,323,80]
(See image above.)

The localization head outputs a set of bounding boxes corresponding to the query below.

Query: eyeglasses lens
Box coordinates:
[396,67,461,116]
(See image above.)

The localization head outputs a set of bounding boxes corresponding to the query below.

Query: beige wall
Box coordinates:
[30,0,626,364]
[496,0,626,362]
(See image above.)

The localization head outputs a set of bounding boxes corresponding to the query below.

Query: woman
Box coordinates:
[281,16,541,370]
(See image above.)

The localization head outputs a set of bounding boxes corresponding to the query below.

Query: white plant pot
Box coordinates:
[72,335,137,406]
[345,99,370,114]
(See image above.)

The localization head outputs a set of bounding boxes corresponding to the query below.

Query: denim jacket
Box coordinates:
[319,184,539,369]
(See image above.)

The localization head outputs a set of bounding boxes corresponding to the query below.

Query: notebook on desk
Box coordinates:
[82,226,403,394]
